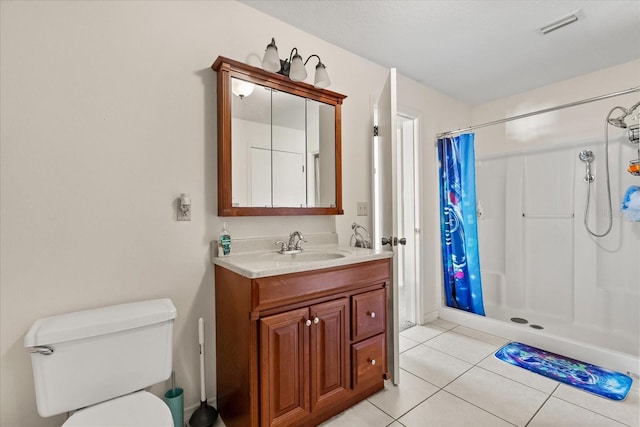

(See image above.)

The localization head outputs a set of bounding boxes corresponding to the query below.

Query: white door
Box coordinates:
[373,68,402,385]
[397,114,420,331]
[251,148,305,207]
[250,147,271,207]
[272,149,305,207]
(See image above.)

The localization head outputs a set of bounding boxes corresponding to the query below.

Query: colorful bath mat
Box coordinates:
[495,342,633,401]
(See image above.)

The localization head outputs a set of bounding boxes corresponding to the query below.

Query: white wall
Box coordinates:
[0,2,469,426]
[472,60,640,155]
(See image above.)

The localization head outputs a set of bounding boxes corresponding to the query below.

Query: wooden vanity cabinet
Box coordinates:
[260,298,349,426]
[215,259,390,427]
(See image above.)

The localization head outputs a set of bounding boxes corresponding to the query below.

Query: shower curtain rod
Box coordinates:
[436,86,640,140]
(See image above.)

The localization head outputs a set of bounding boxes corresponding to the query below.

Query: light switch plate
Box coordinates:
[357,202,367,216]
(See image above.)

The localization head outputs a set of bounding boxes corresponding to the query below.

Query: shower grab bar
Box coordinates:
[522,213,575,219]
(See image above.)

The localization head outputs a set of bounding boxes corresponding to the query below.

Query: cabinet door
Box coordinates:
[260,308,310,427]
[310,298,350,412]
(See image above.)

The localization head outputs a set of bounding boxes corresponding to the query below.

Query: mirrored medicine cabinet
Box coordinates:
[212,56,346,216]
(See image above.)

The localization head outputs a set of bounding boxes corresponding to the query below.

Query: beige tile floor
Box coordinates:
[321,318,640,427]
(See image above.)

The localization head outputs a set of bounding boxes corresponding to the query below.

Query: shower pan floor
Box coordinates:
[484,302,639,358]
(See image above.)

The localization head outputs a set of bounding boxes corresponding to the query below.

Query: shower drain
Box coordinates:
[510,317,544,330]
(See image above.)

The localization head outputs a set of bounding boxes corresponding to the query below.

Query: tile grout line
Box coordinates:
[398,329,519,425]
[446,324,636,426]
[523,385,558,427]
[397,323,638,426]
[366,368,441,423]
[474,364,559,395]
[488,341,635,425]
[550,392,635,427]
[438,389,519,426]
[408,338,498,367]
[399,330,447,345]
[445,339,519,426]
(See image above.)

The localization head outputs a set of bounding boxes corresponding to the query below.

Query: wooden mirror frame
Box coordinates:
[212,56,346,216]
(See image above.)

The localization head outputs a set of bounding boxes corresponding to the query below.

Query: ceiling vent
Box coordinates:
[540,11,581,35]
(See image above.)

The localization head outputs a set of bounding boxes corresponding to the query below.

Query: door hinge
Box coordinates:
[373,125,379,137]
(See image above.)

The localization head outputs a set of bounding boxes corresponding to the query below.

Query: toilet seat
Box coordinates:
[62,391,173,427]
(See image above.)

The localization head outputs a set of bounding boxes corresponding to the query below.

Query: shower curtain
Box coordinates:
[437,133,485,315]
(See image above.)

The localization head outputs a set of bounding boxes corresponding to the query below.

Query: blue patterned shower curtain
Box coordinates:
[437,133,485,315]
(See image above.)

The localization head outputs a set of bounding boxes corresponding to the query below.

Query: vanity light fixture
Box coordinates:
[540,11,580,35]
[261,37,331,89]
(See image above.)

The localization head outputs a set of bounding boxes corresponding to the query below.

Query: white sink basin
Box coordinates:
[259,251,347,262]
[284,252,346,261]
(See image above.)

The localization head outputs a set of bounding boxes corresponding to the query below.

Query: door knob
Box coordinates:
[381,237,407,246]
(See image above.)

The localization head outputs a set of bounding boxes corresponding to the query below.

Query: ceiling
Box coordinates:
[239,0,640,105]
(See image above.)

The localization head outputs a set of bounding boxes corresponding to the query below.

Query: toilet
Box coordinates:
[24,298,177,426]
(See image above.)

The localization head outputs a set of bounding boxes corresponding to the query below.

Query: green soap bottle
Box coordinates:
[220,222,231,256]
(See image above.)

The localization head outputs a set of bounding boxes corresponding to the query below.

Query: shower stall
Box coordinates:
[438,91,640,376]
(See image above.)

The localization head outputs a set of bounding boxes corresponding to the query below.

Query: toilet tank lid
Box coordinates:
[24,298,177,348]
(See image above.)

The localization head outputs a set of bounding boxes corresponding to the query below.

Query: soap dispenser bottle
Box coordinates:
[220,222,231,256]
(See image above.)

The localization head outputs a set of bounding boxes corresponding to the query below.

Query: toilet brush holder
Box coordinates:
[165,372,184,427]
[165,387,184,427]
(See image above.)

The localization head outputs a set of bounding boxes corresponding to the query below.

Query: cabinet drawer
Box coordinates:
[253,259,390,311]
[351,334,385,387]
[351,289,385,341]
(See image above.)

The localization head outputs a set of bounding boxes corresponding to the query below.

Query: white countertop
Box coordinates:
[212,245,393,279]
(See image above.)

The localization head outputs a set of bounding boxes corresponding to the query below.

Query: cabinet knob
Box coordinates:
[368,311,376,318]
[369,358,376,366]
[305,319,312,327]
[313,317,320,324]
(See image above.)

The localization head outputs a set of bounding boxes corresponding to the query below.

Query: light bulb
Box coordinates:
[314,62,330,88]
[262,38,281,73]
[288,53,307,82]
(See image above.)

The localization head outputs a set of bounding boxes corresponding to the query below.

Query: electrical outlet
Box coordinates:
[357,202,368,216]
[177,194,191,221]
[177,210,191,221]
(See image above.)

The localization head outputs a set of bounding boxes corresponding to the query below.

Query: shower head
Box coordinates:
[608,107,629,128]
[607,100,640,128]
[608,115,628,128]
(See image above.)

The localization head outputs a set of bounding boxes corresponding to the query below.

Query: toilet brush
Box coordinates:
[189,318,218,427]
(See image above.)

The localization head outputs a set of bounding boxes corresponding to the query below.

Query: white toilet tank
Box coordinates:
[24,298,177,418]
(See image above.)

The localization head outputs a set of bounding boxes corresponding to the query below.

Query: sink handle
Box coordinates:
[275,240,287,253]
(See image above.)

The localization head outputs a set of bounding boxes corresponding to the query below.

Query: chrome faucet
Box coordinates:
[288,231,305,251]
[275,231,306,254]
[351,223,372,249]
